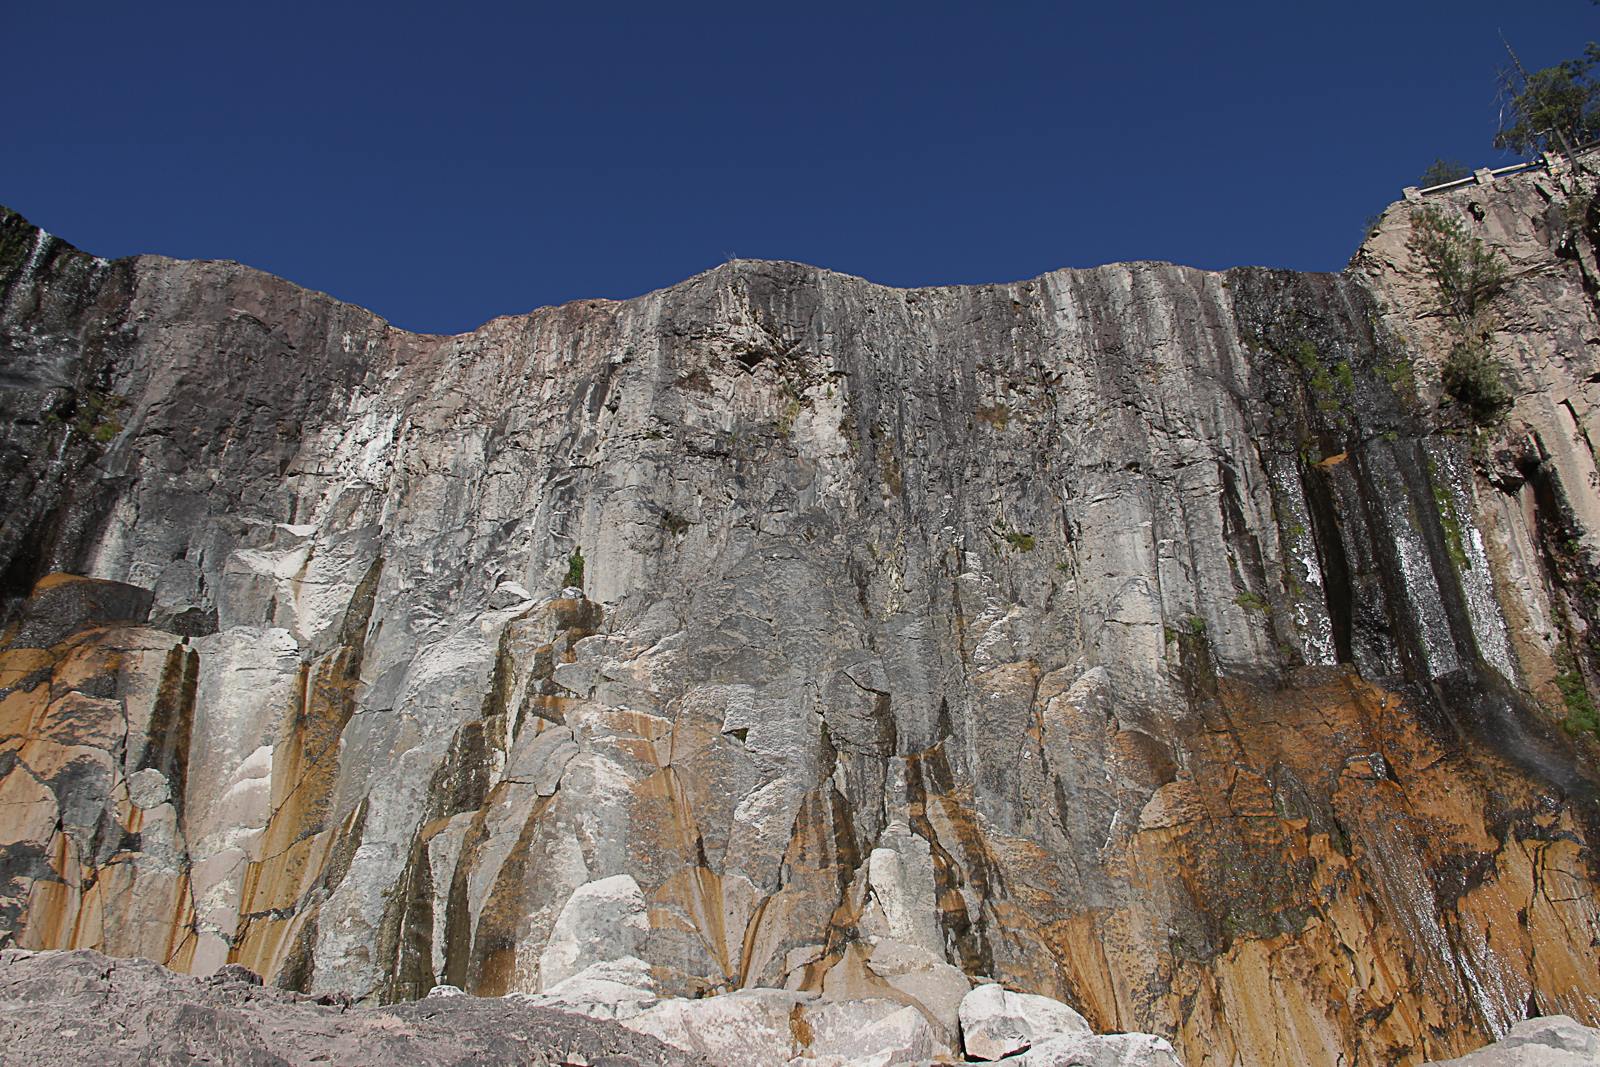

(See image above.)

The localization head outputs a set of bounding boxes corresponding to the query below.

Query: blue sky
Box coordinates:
[6,2,1596,334]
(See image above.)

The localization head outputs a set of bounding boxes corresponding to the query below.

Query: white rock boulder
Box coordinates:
[959,983,1092,1060]
[528,956,660,1021]
[803,997,941,1064]
[626,987,813,1066]
[861,937,972,1045]
[489,580,534,609]
[537,874,649,988]
[1425,1015,1600,1066]
[425,983,466,998]
[1012,1031,1184,1066]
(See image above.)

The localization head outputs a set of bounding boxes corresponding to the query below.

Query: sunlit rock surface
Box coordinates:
[4,152,1600,1066]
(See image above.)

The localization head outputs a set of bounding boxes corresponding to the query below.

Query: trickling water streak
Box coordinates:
[1268,456,1337,665]
[21,228,53,281]
[1427,442,1516,683]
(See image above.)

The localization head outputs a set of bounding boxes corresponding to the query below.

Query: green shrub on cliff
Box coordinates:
[1558,664,1600,739]
[1408,206,1512,424]
[45,389,126,446]
[1441,342,1511,422]
[1003,529,1036,551]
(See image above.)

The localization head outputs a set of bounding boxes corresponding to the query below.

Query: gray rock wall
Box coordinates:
[4,154,1600,1067]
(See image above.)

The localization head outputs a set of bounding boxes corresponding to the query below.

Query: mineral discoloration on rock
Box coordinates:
[2,155,1600,1067]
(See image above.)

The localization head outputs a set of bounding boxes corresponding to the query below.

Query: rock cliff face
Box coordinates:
[4,155,1600,1066]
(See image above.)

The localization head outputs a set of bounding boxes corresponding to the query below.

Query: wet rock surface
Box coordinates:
[3,153,1600,1067]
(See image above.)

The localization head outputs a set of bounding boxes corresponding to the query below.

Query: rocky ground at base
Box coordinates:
[0,947,701,1067]
[0,947,1186,1066]
[5,946,1596,1065]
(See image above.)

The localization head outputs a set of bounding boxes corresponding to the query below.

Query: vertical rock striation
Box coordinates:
[3,155,1600,1066]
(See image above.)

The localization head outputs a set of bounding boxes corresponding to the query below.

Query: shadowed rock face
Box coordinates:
[3,154,1600,1067]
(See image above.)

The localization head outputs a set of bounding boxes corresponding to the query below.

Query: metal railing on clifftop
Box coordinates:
[1403,142,1599,201]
